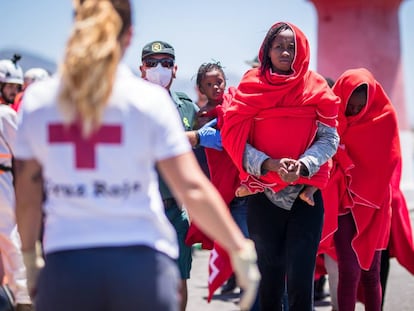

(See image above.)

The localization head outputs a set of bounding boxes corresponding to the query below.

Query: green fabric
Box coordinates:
[171,91,198,131]
[164,204,192,279]
[158,91,198,199]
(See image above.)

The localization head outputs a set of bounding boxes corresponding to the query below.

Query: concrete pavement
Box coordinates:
[186,209,414,311]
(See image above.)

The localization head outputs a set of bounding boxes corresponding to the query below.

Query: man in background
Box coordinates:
[140,41,198,311]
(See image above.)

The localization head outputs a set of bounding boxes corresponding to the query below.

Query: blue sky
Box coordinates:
[1,0,413,124]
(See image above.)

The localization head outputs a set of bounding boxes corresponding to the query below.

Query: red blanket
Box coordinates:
[319,146,354,260]
[205,87,241,205]
[221,22,339,195]
[388,160,414,274]
[185,87,240,241]
[207,242,232,302]
[184,88,246,300]
[329,68,399,269]
[204,88,244,301]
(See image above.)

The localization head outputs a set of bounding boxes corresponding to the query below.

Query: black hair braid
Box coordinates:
[196,61,226,88]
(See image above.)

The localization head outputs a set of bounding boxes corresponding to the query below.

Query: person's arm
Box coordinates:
[243,125,339,180]
[186,118,222,150]
[14,158,44,298]
[15,159,43,252]
[243,143,302,183]
[157,151,260,310]
[299,123,339,177]
[243,143,269,177]
[158,151,244,251]
[186,130,200,148]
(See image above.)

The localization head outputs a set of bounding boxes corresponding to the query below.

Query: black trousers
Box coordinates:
[36,245,179,311]
[247,191,324,311]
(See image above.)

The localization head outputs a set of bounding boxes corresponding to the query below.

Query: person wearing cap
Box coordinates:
[139,40,198,311]
[0,54,33,311]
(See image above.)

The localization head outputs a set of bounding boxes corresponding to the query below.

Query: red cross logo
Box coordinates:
[48,123,122,169]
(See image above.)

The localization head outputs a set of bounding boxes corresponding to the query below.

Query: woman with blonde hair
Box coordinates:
[14,1,259,310]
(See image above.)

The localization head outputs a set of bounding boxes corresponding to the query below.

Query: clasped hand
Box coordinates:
[278,158,301,183]
[264,158,301,183]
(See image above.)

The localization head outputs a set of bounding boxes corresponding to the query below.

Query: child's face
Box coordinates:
[199,69,226,105]
[268,29,295,75]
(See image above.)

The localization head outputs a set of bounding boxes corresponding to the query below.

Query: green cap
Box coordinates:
[142,41,175,60]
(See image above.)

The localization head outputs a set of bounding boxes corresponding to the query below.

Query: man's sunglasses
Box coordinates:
[143,58,174,68]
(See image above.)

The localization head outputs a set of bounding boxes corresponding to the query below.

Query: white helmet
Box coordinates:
[24,68,50,84]
[0,55,23,85]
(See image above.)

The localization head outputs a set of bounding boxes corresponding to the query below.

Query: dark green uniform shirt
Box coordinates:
[158,91,198,199]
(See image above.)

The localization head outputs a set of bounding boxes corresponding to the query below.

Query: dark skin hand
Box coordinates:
[262,158,308,183]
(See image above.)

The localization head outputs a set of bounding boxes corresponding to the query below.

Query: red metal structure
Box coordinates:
[310,0,408,129]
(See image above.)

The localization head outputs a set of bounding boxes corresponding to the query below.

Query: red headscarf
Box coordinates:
[333,68,399,209]
[329,68,399,269]
[221,22,339,193]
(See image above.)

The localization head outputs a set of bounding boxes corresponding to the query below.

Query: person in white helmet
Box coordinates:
[0,54,33,311]
[23,68,50,90]
[0,55,24,110]
[12,68,51,112]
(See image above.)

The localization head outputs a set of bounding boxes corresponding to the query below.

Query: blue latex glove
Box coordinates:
[197,118,223,151]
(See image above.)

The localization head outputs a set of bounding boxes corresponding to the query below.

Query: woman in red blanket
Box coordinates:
[329,68,401,311]
[221,22,340,310]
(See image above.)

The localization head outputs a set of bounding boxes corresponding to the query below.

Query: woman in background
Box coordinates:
[330,68,402,311]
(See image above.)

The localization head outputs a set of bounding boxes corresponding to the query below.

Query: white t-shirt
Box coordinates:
[14,64,191,258]
[0,104,17,233]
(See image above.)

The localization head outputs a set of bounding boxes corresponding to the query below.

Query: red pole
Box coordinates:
[310,0,408,129]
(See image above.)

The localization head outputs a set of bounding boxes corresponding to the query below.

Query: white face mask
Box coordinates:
[145,63,173,88]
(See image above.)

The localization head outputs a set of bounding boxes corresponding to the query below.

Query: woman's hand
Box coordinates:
[262,158,300,183]
[279,158,300,183]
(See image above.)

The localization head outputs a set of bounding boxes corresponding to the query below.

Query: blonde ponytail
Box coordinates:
[59,0,122,137]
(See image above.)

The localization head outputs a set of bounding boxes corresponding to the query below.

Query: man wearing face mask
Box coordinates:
[140,41,198,311]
